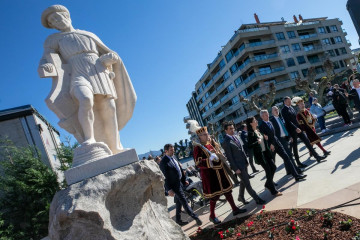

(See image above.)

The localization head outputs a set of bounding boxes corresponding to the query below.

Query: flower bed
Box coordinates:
[191,208,360,240]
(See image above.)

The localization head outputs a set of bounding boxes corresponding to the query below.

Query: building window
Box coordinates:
[276,32,286,40]
[296,56,306,64]
[240,90,247,98]
[223,71,230,80]
[280,45,290,53]
[225,50,234,62]
[234,76,243,87]
[315,66,324,74]
[326,26,331,33]
[340,47,347,54]
[304,44,315,51]
[334,36,343,43]
[208,102,213,108]
[232,96,239,105]
[292,43,301,52]
[230,63,238,74]
[333,61,340,69]
[227,83,235,93]
[259,66,272,75]
[308,55,320,64]
[287,58,296,67]
[335,49,340,56]
[322,38,331,45]
[330,25,338,32]
[302,69,309,77]
[318,27,326,34]
[328,49,335,57]
[339,60,345,68]
[219,59,226,69]
[290,71,300,79]
[287,31,296,39]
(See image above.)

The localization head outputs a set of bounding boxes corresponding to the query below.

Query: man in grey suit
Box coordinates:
[221,121,265,205]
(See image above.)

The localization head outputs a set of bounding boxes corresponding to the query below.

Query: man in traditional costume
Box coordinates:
[294,98,330,157]
[192,126,246,225]
[38,5,136,154]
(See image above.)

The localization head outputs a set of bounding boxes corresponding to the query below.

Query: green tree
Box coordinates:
[0,140,59,240]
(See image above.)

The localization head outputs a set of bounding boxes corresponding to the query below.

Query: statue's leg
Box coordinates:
[95,96,122,153]
[72,85,96,145]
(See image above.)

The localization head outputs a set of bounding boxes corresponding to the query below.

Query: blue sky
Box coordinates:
[0,0,358,154]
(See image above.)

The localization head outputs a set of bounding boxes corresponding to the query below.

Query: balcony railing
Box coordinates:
[285,21,320,27]
[304,45,323,52]
[230,27,269,41]
[299,33,318,40]
[246,39,275,48]
[258,66,285,76]
[243,72,257,84]
[220,94,229,103]
[252,53,278,62]
[209,52,222,69]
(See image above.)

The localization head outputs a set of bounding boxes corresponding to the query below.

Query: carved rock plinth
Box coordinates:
[65,147,138,185]
[49,160,189,240]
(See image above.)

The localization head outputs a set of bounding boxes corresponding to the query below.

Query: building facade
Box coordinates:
[187,16,353,137]
[0,105,61,173]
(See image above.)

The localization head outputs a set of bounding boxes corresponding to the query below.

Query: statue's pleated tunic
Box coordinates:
[45,31,117,99]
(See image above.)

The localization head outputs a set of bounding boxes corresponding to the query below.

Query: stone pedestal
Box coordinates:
[65,148,138,185]
[49,160,189,240]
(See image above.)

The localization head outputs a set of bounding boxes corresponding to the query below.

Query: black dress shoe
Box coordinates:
[295,174,307,181]
[297,169,304,174]
[238,197,250,204]
[324,151,331,156]
[286,172,291,176]
[176,220,189,226]
[195,218,202,226]
[255,198,266,205]
[209,217,221,224]
[233,208,247,216]
[316,155,327,162]
[248,174,255,179]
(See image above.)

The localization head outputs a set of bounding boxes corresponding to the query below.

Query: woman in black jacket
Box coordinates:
[245,117,282,196]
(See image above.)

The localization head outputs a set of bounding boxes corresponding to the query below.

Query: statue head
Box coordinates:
[41,5,72,31]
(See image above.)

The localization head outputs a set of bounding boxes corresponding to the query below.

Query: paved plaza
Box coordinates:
[167,127,360,236]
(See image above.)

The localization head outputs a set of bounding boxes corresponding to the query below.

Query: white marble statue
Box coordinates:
[38,5,136,156]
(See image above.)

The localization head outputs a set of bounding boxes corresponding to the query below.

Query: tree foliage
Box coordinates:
[0,140,59,240]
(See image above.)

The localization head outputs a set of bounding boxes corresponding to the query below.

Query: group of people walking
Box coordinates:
[159,95,333,227]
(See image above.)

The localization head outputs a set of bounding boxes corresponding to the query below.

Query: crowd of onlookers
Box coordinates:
[308,77,360,130]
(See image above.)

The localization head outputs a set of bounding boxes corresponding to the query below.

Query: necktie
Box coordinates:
[278,118,289,136]
[267,122,274,132]
[171,157,182,179]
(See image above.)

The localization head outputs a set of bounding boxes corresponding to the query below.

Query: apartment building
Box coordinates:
[186,15,353,137]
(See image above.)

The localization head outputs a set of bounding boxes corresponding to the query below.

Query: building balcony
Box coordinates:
[304,45,324,54]
[230,27,270,42]
[300,33,318,40]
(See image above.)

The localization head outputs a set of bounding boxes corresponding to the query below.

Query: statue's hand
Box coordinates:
[100,53,119,67]
[40,63,55,73]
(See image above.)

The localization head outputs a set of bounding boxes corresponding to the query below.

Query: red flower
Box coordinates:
[237,233,241,236]
[198,227,202,230]
[290,220,295,224]
[226,229,229,233]
[272,227,275,231]
[262,205,266,209]
[292,225,296,230]
[260,210,263,214]
[220,234,224,239]
[218,231,223,235]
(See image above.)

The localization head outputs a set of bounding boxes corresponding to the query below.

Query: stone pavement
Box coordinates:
[167,128,360,236]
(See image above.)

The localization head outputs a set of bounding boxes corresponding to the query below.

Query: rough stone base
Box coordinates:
[49,160,189,240]
[65,148,138,185]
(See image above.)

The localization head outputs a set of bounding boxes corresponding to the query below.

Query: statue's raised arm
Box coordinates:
[38,5,136,167]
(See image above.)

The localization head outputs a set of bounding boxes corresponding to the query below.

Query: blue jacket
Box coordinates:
[310,103,325,117]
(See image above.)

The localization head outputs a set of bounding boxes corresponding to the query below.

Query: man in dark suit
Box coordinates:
[159,144,202,226]
[239,124,259,174]
[346,79,360,112]
[281,96,326,166]
[222,122,266,205]
[258,109,306,181]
